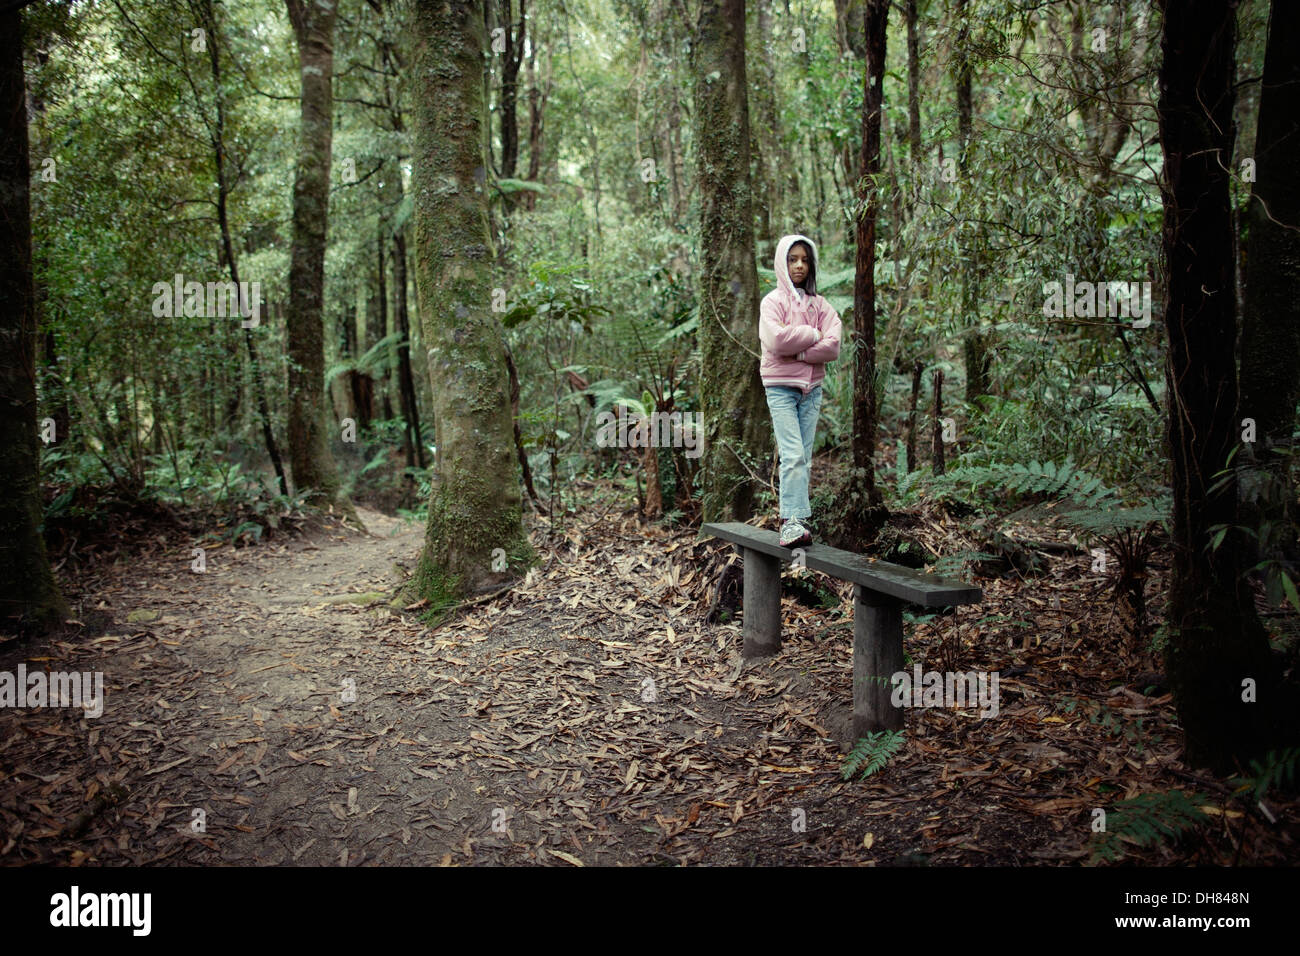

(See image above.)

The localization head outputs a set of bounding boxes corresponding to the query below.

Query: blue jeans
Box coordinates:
[764,384,822,521]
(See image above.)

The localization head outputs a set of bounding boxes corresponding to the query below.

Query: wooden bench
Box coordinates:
[701,522,982,737]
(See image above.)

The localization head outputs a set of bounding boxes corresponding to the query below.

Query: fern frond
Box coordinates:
[1235,747,1300,802]
[841,730,905,781]
[943,457,1117,507]
[1061,498,1169,537]
[1090,790,1210,863]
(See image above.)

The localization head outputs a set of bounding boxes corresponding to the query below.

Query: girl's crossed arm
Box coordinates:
[759,296,819,357]
[798,304,842,364]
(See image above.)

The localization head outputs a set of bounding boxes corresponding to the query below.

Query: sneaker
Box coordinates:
[779,519,812,548]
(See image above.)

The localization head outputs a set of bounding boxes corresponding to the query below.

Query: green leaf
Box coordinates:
[1280,571,1300,613]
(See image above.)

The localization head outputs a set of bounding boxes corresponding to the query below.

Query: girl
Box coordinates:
[758,234,842,547]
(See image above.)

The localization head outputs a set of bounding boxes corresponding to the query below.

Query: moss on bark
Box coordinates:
[694,0,771,524]
[407,0,534,605]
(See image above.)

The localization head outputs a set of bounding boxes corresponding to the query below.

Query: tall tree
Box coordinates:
[833,0,868,57]
[1158,0,1287,772]
[408,0,532,602]
[196,0,288,496]
[906,0,922,161]
[1238,0,1300,555]
[955,0,990,404]
[839,0,888,540]
[495,0,525,221]
[693,0,770,523]
[522,15,552,213]
[753,0,782,245]
[372,15,426,470]
[285,0,347,509]
[0,6,68,634]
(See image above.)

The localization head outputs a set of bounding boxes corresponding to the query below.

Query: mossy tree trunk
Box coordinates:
[1238,0,1300,561]
[841,0,888,541]
[955,0,990,405]
[693,0,770,524]
[285,0,346,509]
[409,0,532,604]
[1158,0,1287,772]
[0,9,68,634]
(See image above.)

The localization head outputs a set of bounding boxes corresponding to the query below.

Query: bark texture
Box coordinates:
[0,8,68,634]
[410,0,532,604]
[1158,0,1289,772]
[286,0,345,506]
[1238,0,1300,557]
[841,0,888,539]
[693,0,770,523]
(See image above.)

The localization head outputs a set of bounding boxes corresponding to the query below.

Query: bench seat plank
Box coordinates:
[702,521,981,607]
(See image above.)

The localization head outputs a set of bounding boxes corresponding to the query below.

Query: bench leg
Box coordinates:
[853,584,904,736]
[741,546,782,658]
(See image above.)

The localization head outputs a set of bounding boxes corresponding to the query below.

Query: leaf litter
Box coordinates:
[1,500,1295,866]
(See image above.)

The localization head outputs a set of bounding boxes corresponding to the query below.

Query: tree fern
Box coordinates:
[841,730,905,781]
[325,330,406,384]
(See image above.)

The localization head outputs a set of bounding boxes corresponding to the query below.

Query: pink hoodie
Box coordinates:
[758,234,843,394]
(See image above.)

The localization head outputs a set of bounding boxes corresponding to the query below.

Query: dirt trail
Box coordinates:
[3,506,1097,866]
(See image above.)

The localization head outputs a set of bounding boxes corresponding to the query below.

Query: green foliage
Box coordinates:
[1209,447,1300,612]
[929,549,998,578]
[841,730,905,781]
[326,332,405,385]
[1089,790,1211,864]
[940,457,1117,508]
[397,465,436,525]
[500,262,612,331]
[934,458,1168,614]
[1232,747,1300,803]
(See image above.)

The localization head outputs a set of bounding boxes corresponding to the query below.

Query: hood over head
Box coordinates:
[774,234,818,298]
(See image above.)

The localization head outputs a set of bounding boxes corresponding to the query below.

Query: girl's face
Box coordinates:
[788,245,810,286]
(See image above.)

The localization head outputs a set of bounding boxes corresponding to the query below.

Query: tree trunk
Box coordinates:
[753,0,781,242]
[931,368,945,476]
[366,229,389,426]
[905,359,922,473]
[693,0,771,524]
[833,0,868,57]
[906,0,921,160]
[956,0,990,405]
[196,0,286,494]
[1158,0,1288,772]
[285,0,346,510]
[523,18,551,213]
[842,0,889,538]
[497,0,524,221]
[408,0,532,603]
[393,229,426,470]
[503,340,540,509]
[1238,0,1300,562]
[0,8,68,634]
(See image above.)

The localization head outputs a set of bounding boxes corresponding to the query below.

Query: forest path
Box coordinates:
[2,504,1103,866]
